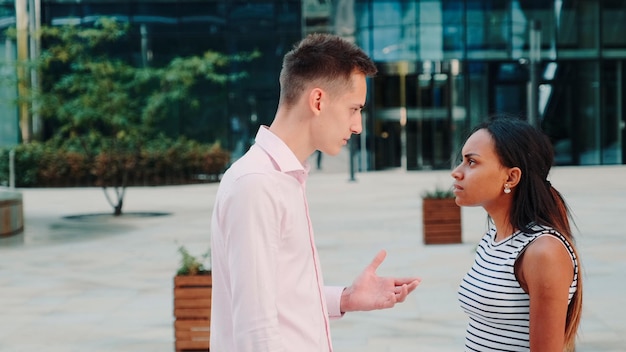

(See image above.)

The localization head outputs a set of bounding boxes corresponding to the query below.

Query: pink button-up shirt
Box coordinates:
[210,126,344,352]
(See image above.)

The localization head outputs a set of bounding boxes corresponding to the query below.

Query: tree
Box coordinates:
[6,18,259,215]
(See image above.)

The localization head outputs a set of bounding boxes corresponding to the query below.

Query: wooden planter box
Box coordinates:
[422,198,462,244]
[173,274,212,351]
[0,191,24,237]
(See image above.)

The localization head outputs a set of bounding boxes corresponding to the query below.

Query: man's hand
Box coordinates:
[340,249,421,312]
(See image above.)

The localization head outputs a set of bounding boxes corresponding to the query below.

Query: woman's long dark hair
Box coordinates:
[473,116,582,351]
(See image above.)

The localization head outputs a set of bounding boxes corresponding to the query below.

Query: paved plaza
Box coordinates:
[1,153,625,351]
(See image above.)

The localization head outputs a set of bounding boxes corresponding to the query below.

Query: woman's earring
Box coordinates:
[504,184,511,194]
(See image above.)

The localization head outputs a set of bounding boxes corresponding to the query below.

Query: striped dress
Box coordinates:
[458,224,579,351]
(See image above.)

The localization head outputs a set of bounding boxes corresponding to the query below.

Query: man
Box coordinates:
[210,33,421,352]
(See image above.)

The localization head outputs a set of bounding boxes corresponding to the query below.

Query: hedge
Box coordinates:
[0,137,230,188]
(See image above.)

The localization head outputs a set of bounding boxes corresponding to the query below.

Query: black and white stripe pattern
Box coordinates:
[458,224,579,351]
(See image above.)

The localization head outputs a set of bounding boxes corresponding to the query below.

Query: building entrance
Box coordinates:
[371,60,464,170]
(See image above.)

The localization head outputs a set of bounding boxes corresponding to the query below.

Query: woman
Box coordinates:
[452,117,582,351]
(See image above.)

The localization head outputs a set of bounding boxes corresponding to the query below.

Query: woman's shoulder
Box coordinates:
[511,224,562,254]
[523,224,577,261]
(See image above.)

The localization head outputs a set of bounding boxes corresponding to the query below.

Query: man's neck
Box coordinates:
[269,111,314,164]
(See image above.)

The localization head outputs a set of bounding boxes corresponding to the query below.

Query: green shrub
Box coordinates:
[176,245,211,276]
[421,186,455,199]
[0,136,229,188]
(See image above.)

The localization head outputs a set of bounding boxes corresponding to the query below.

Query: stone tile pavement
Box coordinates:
[1,157,625,351]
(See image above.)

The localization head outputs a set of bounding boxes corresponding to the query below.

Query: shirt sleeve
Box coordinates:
[325,286,346,319]
[220,174,286,351]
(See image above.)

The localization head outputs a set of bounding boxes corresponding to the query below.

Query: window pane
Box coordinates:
[602,0,626,54]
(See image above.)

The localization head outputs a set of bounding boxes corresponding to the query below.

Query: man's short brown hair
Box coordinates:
[279,33,377,107]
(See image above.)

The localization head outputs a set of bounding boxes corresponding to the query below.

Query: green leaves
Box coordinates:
[177,245,211,276]
[17,17,259,145]
[421,186,455,199]
[0,17,257,214]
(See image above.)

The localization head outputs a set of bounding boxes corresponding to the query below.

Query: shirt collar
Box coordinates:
[254,126,310,181]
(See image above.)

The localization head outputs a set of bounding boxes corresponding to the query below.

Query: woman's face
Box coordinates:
[451,129,512,211]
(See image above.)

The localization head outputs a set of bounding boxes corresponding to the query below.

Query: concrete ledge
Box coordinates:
[0,190,24,237]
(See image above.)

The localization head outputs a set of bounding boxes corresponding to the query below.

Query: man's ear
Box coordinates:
[507,167,522,188]
[309,88,323,115]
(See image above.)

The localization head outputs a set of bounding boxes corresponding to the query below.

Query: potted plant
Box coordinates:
[421,186,462,244]
[173,245,212,352]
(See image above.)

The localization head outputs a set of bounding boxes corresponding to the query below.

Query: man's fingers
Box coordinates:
[367,249,387,272]
[394,279,421,297]
[395,284,408,302]
[405,279,421,294]
[394,277,422,287]
[393,284,406,294]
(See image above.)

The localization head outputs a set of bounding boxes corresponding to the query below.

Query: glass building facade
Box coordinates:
[2,0,625,169]
[357,0,626,169]
[0,1,18,148]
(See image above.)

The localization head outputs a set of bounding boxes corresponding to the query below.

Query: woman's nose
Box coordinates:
[451,165,462,179]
